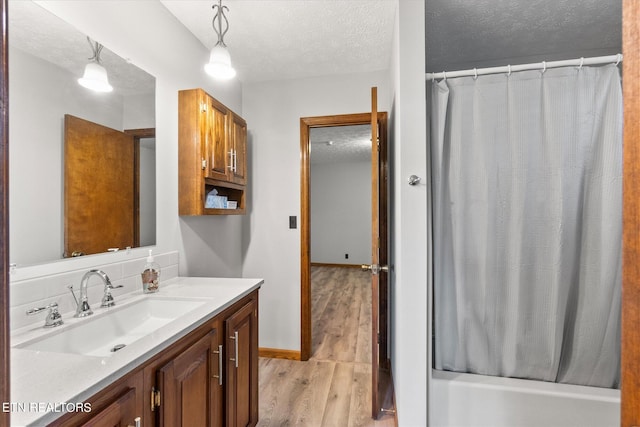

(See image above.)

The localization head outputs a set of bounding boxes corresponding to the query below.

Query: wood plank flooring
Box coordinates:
[258,266,395,427]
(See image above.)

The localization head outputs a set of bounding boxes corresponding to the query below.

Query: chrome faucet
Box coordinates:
[69,269,112,317]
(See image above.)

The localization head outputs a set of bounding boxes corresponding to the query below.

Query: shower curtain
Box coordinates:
[431,64,622,388]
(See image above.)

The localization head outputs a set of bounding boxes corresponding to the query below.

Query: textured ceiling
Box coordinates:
[426,0,622,73]
[9,0,621,108]
[9,0,155,97]
[310,124,371,165]
[160,0,397,83]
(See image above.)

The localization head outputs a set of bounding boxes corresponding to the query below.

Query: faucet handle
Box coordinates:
[26,302,63,328]
[101,283,124,308]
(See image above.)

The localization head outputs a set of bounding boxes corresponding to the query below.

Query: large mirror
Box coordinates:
[8,0,156,266]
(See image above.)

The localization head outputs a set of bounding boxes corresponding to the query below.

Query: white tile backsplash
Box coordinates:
[10,250,179,331]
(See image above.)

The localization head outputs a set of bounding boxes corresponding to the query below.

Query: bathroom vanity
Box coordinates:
[10,277,262,427]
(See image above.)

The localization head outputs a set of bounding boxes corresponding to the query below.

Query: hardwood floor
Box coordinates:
[258,266,395,427]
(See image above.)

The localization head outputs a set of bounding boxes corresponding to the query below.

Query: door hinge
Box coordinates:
[202,158,207,170]
[151,387,161,412]
[377,332,381,344]
[200,102,207,113]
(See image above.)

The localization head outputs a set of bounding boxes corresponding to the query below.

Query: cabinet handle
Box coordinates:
[229,331,239,368]
[128,416,141,427]
[212,344,223,385]
[227,150,237,172]
[233,149,237,172]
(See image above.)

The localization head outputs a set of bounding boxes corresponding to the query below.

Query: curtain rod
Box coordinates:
[425,54,622,81]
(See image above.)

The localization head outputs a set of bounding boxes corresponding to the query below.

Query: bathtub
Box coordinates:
[430,370,620,427]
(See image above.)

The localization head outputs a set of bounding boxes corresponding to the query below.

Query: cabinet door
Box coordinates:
[81,387,138,427]
[204,96,230,182]
[229,113,247,186]
[156,328,222,427]
[49,371,143,427]
[225,298,258,427]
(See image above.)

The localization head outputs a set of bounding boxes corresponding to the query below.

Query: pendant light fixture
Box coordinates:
[78,37,113,93]
[205,0,237,80]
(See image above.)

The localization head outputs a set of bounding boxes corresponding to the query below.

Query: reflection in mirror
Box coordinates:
[8,0,156,266]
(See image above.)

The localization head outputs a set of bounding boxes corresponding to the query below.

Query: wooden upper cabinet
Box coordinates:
[178,88,247,215]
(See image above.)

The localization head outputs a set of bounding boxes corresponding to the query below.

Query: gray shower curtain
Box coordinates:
[431,64,622,388]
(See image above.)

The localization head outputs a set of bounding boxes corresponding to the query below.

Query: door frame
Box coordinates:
[125,127,156,248]
[299,112,387,361]
[0,0,8,425]
[622,0,640,424]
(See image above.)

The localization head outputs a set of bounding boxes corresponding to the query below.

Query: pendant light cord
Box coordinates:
[85,37,105,64]
[212,0,230,47]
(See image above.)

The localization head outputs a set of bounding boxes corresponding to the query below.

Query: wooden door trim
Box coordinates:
[622,0,640,424]
[125,128,156,248]
[299,112,386,361]
[0,0,8,425]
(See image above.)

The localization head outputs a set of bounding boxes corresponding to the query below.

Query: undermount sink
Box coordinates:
[16,297,206,358]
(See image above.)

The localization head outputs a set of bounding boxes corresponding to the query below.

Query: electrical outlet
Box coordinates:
[289,216,297,229]
[345,253,349,259]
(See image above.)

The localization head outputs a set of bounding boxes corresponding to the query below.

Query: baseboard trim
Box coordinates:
[259,347,302,361]
[310,262,362,269]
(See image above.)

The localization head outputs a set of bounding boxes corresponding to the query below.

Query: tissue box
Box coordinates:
[205,194,227,209]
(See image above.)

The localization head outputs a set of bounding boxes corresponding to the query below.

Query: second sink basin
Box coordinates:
[16,297,206,358]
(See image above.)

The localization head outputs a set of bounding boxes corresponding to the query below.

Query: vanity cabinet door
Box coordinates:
[49,370,144,427]
[225,297,258,427]
[155,326,222,427]
[80,387,138,427]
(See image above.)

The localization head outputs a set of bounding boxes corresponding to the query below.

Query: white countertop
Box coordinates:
[9,276,263,427]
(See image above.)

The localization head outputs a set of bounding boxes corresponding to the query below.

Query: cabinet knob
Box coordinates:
[128,416,141,427]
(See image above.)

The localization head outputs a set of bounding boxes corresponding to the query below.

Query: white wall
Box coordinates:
[310,160,371,265]
[123,93,155,129]
[9,0,244,282]
[389,0,429,425]
[242,71,390,351]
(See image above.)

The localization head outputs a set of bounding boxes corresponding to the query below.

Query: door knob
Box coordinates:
[408,175,421,185]
[361,264,389,275]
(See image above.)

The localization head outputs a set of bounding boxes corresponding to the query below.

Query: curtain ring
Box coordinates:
[442,71,447,81]
[473,68,478,80]
[616,54,622,65]
[541,61,547,74]
[507,64,512,77]
[578,57,584,70]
